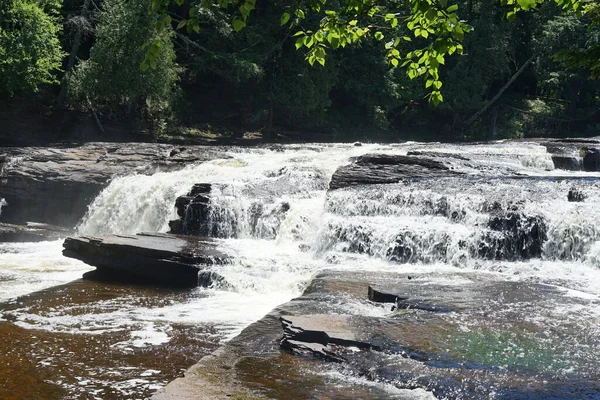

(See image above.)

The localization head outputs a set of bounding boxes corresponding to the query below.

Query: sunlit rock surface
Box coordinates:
[153,269,600,400]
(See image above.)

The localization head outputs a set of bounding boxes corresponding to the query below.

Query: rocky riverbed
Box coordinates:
[1,139,600,399]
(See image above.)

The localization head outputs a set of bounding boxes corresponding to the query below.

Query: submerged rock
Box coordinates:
[479,212,547,260]
[62,233,229,287]
[568,187,586,202]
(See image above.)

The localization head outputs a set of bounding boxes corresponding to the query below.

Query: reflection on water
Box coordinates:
[0,280,221,400]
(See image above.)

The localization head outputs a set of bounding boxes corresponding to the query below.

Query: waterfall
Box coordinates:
[75,141,600,298]
[4,141,600,399]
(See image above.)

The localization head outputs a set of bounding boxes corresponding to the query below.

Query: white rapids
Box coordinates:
[2,141,600,398]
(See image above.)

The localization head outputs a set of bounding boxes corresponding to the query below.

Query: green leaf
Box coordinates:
[374,31,384,41]
[281,12,290,26]
[390,58,399,67]
[295,37,304,49]
[233,18,245,32]
[295,9,305,19]
[447,4,458,12]
[330,36,340,49]
[304,35,314,48]
[176,20,187,29]
[140,61,149,72]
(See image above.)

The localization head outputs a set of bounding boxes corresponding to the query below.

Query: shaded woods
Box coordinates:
[1,0,600,143]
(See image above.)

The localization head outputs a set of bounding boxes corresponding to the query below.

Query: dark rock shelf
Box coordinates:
[0,143,228,227]
[329,153,461,190]
[63,233,229,287]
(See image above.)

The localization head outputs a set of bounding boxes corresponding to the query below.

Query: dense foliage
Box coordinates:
[1,0,599,141]
[0,0,65,95]
[68,0,178,124]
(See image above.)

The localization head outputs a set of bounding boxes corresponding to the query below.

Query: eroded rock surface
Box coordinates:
[542,138,600,171]
[63,233,229,287]
[152,270,600,399]
[329,154,461,190]
[0,143,227,227]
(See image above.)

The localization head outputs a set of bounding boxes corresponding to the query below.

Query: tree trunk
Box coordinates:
[57,0,92,105]
[465,55,535,126]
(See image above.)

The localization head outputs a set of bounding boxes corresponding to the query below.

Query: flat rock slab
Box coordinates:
[329,154,462,190]
[63,233,229,287]
[152,269,600,399]
[0,222,72,242]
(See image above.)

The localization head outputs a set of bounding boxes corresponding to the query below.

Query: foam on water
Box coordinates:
[3,141,600,397]
[0,240,92,302]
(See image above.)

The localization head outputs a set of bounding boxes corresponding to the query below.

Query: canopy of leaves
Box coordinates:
[0,0,65,95]
[68,0,178,115]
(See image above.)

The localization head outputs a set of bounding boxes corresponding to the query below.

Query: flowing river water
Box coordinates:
[1,142,599,399]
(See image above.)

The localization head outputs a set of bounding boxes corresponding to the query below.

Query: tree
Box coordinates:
[68,0,178,120]
[149,0,591,105]
[0,0,65,95]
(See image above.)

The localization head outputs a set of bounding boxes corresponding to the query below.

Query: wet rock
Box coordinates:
[568,187,586,202]
[197,270,228,288]
[542,139,600,171]
[480,212,547,260]
[406,151,470,161]
[62,233,229,287]
[368,285,451,313]
[550,155,582,171]
[169,184,212,236]
[368,285,404,304]
[0,144,227,227]
[329,154,461,190]
[0,222,72,242]
[583,148,600,171]
[153,269,600,400]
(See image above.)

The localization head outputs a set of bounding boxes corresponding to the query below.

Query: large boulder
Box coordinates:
[329,154,461,190]
[62,233,229,287]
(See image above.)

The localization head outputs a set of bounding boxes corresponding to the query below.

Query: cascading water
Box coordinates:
[1,141,600,399]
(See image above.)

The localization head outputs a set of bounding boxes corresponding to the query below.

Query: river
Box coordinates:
[0,141,599,399]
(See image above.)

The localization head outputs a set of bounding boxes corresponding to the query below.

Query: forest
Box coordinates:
[1,0,599,142]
